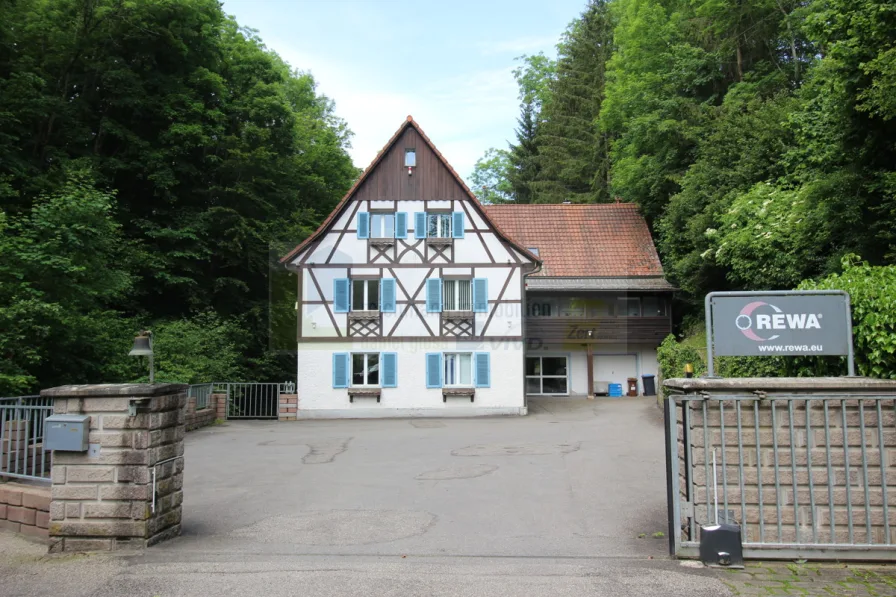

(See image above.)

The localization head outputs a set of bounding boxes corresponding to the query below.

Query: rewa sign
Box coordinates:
[705,291,855,377]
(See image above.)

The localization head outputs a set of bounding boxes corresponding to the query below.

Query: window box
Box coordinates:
[348,310,379,321]
[442,388,475,403]
[441,310,474,321]
[426,236,453,247]
[348,388,381,403]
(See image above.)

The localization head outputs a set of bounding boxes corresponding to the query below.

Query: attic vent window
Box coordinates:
[528,247,540,257]
[404,149,416,168]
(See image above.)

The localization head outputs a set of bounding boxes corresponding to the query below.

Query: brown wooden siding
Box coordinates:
[526,317,671,344]
[352,127,469,201]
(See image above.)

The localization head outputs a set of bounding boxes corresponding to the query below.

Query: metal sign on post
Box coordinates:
[705,290,855,377]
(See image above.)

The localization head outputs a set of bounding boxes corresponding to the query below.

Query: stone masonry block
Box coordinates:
[99,485,149,501]
[149,411,179,430]
[50,502,65,521]
[51,485,98,501]
[8,506,36,525]
[36,510,50,529]
[52,449,148,466]
[65,466,115,483]
[116,466,151,484]
[131,501,150,521]
[49,519,147,538]
[58,538,114,552]
[83,502,133,519]
[21,487,50,511]
[0,485,23,506]
[0,503,6,518]
[78,397,131,413]
[101,414,149,429]
[65,503,81,518]
[88,431,134,449]
[52,465,66,484]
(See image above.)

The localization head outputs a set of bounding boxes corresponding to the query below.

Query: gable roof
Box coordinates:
[280,116,541,267]
[483,203,674,290]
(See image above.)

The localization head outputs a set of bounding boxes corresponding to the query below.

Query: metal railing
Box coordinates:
[667,392,896,560]
[221,383,283,419]
[187,383,214,410]
[0,395,53,483]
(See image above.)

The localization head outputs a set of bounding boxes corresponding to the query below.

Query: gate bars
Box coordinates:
[666,392,896,560]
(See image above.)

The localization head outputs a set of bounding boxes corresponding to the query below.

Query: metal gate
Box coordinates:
[665,389,896,560]
[222,383,283,419]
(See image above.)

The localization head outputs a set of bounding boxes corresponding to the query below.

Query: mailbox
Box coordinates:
[45,414,90,451]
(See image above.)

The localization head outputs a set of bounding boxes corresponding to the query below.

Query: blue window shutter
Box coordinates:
[380,278,396,312]
[472,278,488,312]
[333,278,350,313]
[426,278,442,312]
[381,352,397,388]
[414,212,427,239]
[333,353,349,388]
[426,353,443,388]
[452,211,465,239]
[395,212,408,239]
[357,212,370,239]
[474,353,491,388]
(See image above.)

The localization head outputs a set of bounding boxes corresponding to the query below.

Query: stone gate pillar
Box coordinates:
[40,383,186,552]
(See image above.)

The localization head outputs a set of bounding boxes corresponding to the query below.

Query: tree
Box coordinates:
[470,148,513,204]
[532,0,615,204]
[0,0,356,390]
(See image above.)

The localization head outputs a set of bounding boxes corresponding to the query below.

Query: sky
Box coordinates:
[221,0,586,180]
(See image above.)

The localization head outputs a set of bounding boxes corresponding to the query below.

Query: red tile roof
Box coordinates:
[483,203,666,278]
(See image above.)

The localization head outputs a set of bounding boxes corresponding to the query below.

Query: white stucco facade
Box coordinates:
[296,340,526,418]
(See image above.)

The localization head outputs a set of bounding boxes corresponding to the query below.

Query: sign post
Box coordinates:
[705,290,855,377]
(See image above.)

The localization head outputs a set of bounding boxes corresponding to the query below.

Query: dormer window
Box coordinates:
[404,149,416,167]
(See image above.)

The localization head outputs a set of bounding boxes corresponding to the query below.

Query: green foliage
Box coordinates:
[531,0,614,204]
[800,257,896,379]
[146,313,247,384]
[0,0,355,392]
[657,334,705,397]
[470,148,514,204]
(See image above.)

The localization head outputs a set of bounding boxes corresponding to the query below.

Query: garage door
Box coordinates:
[593,354,638,391]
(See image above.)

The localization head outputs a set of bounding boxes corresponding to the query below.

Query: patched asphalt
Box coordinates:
[1,397,739,596]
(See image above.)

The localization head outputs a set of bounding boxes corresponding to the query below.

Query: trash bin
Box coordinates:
[642,374,656,396]
[626,377,638,397]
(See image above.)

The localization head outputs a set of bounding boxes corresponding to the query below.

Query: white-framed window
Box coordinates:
[351,353,380,386]
[370,213,395,238]
[525,356,569,395]
[352,279,380,311]
[443,279,471,311]
[427,213,452,238]
[444,352,473,387]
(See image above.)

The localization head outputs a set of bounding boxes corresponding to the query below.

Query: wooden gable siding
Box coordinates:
[352,127,468,202]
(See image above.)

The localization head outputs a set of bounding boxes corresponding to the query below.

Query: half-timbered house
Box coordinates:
[281,117,540,417]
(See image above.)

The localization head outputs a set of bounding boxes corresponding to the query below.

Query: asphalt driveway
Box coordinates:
[2,397,731,596]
